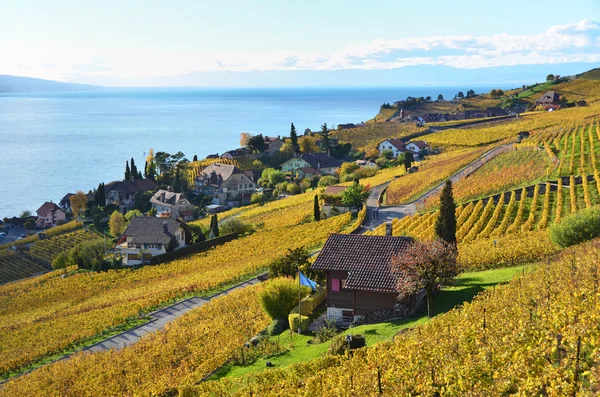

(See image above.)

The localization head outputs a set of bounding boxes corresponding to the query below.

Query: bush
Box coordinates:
[288,313,310,333]
[268,247,311,279]
[318,176,338,187]
[328,334,350,355]
[550,207,600,247]
[286,183,301,195]
[267,318,288,336]
[219,218,254,236]
[251,193,264,204]
[314,319,337,343]
[259,277,310,320]
[52,251,71,269]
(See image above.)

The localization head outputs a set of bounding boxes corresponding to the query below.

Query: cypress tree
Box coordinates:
[290,123,299,153]
[211,214,219,237]
[137,171,143,180]
[125,161,131,181]
[173,168,182,193]
[144,160,148,178]
[130,158,138,179]
[146,161,156,180]
[435,180,457,244]
[100,183,106,206]
[313,194,320,221]
[404,152,414,170]
[193,154,198,162]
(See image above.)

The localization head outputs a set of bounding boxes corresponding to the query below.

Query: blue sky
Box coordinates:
[1,0,598,86]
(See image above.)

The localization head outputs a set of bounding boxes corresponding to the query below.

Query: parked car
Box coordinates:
[19,234,26,239]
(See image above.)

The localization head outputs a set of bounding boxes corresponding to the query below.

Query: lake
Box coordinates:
[0,86,494,218]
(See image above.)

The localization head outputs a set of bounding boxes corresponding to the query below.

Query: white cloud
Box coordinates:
[0,19,598,82]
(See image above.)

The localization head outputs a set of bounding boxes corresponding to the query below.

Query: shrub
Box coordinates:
[52,251,71,269]
[550,206,600,247]
[286,183,301,195]
[327,334,349,355]
[288,313,310,333]
[259,277,310,320]
[318,176,338,187]
[314,319,337,343]
[267,318,288,336]
[219,218,254,236]
[251,193,263,204]
[268,247,311,279]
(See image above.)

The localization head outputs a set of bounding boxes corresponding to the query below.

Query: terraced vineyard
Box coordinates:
[28,229,99,265]
[0,251,48,284]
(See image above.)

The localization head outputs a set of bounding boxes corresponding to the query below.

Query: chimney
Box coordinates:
[161,192,166,202]
[385,221,393,236]
[163,221,168,233]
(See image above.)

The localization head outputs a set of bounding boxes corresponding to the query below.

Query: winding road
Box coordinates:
[362,143,515,232]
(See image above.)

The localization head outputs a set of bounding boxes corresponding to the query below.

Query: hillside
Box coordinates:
[1,71,600,395]
[0,75,99,93]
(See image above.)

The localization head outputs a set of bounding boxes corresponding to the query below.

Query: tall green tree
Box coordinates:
[313,194,320,221]
[457,91,465,99]
[290,123,299,153]
[247,134,266,153]
[404,152,414,170]
[210,214,219,237]
[193,154,198,162]
[434,180,457,244]
[173,168,182,193]
[130,158,138,179]
[437,94,443,101]
[320,123,331,153]
[124,161,131,181]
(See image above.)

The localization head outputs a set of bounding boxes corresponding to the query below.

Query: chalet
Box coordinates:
[104,179,157,213]
[116,217,187,266]
[264,136,284,156]
[405,141,429,154]
[355,159,378,168]
[35,201,66,228]
[378,139,407,158]
[150,190,194,221]
[337,123,357,130]
[281,153,342,175]
[535,91,559,107]
[195,163,256,206]
[312,232,414,323]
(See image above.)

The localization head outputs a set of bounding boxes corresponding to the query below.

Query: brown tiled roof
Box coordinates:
[409,140,428,149]
[36,201,63,217]
[299,153,342,169]
[200,163,242,181]
[122,217,183,245]
[324,186,347,195]
[312,234,413,293]
[384,139,407,152]
[299,167,322,175]
[105,179,157,195]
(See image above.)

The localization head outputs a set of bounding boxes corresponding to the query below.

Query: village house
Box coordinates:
[405,140,429,154]
[535,91,560,109]
[150,190,194,221]
[296,167,322,179]
[35,201,66,228]
[264,136,284,156]
[116,217,187,266]
[355,159,378,168]
[321,185,352,217]
[221,148,249,160]
[59,193,75,212]
[104,179,157,213]
[281,153,342,175]
[311,231,415,323]
[195,163,256,206]
[378,139,407,158]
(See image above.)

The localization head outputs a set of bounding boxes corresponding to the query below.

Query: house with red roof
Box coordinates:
[311,231,415,323]
[35,201,66,228]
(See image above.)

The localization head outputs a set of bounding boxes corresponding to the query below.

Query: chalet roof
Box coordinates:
[408,140,428,149]
[324,186,347,195]
[536,91,559,104]
[382,139,407,152]
[36,201,63,217]
[105,179,157,195]
[312,234,413,293]
[200,163,243,182]
[299,153,342,169]
[150,190,187,208]
[298,167,322,175]
[122,217,183,245]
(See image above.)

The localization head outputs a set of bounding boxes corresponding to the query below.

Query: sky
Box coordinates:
[1,0,599,86]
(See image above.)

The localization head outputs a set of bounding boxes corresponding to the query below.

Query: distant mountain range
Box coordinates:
[0,75,100,93]
[1,62,598,91]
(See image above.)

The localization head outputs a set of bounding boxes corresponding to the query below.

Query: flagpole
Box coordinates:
[298,264,301,334]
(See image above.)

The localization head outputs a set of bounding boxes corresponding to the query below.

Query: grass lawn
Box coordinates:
[211,264,531,382]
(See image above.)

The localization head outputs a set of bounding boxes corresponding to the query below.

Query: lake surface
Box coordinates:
[0,86,494,218]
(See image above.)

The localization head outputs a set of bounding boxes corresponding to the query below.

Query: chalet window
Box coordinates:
[331,278,340,292]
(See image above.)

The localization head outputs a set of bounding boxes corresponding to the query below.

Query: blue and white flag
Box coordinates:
[299,271,317,291]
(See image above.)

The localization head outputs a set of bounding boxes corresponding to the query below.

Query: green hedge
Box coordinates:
[288,286,326,332]
[149,233,238,265]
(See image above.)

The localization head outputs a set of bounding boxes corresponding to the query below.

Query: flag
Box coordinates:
[299,271,317,291]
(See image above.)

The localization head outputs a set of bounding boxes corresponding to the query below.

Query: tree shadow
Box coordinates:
[435,286,485,314]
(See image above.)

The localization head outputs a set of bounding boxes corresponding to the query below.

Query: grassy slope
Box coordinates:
[212,265,529,382]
